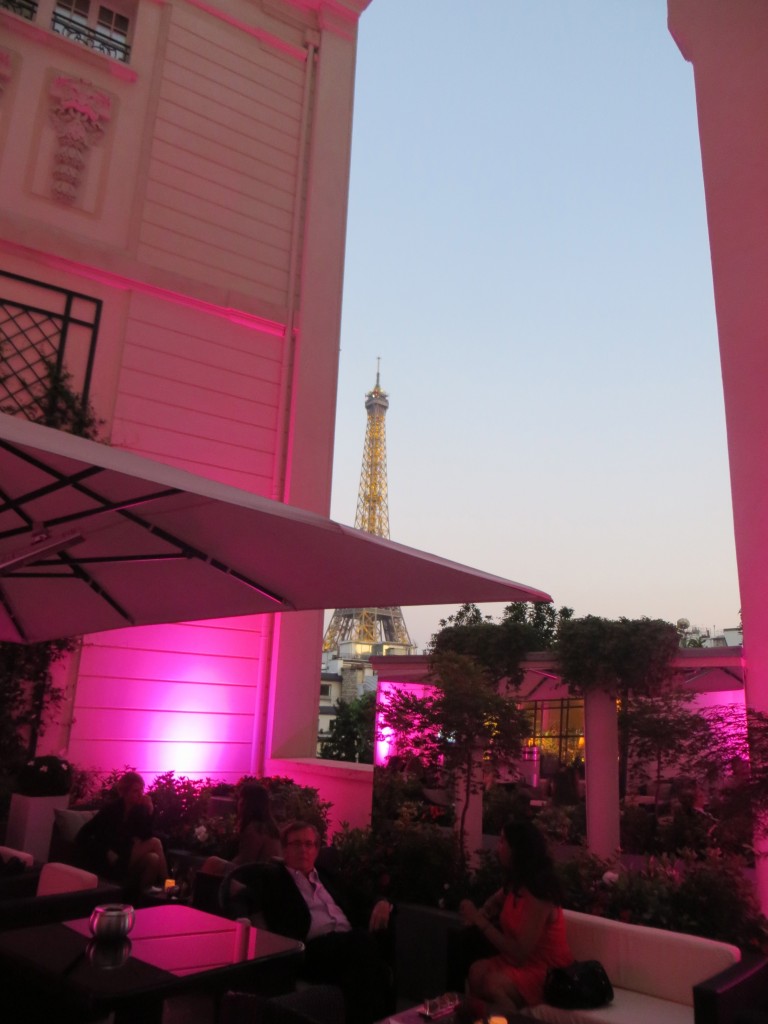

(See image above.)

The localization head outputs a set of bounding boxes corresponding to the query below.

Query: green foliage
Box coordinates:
[332,820,468,908]
[319,692,376,763]
[0,638,75,771]
[564,849,768,950]
[242,774,332,842]
[7,358,103,439]
[501,602,574,650]
[622,687,712,799]
[619,804,658,855]
[431,602,574,659]
[15,755,73,796]
[81,771,332,852]
[463,846,505,906]
[0,341,102,780]
[431,618,537,686]
[372,764,453,830]
[536,802,586,846]
[482,784,536,835]
[556,847,768,950]
[556,616,679,697]
[379,652,529,861]
[146,772,218,848]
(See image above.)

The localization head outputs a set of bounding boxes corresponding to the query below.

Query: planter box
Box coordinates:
[6,794,70,862]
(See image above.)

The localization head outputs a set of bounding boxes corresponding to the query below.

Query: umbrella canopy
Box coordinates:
[0,414,551,643]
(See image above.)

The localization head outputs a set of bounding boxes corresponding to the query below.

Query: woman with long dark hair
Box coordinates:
[458,820,573,1013]
[200,781,280,875]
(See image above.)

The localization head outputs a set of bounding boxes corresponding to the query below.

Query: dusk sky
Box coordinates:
[327,0,740,652]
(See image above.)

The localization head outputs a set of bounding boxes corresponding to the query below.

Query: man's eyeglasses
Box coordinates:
[285,840,318,849]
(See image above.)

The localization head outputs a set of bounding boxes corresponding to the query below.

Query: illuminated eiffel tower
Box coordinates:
[322,365,415,655]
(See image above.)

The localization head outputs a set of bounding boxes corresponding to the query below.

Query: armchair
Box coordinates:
[693,953,768,1024]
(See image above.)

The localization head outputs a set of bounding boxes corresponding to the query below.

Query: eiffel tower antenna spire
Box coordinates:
[322,365,414,653]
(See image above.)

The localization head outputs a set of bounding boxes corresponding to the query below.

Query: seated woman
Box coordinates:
[76,771,168,891]
[200,781,281,875]
[458,820,573,1014]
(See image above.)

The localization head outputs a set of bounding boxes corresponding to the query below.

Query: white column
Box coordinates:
[584,690,620,858]
[669,0,768,912]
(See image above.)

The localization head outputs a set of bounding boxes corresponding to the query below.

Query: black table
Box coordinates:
[0,903,304,1023]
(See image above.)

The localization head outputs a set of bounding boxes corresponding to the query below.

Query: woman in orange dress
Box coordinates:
[459,820,573,1013]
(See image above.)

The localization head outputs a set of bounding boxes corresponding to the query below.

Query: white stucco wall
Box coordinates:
[0,0,372,792]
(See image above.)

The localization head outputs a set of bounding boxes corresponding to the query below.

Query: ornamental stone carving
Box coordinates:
[48,76,111,205]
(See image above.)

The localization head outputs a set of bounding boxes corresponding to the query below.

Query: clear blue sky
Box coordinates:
[328,0,740,652]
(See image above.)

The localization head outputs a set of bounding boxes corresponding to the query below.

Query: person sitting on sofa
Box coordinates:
[75,771,168,892]
[200,781,281,876]
[241,819,395,1024]
[457,820,573,1015]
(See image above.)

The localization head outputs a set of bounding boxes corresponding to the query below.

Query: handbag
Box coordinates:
[544,959,614,1009]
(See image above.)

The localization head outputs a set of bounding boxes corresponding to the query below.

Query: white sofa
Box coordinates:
[526,909,741,1024]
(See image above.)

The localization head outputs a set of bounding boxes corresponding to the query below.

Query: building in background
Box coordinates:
[0,0,375,825]
[678,619,743,648]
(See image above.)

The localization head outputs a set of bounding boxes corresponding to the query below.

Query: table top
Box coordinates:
[66,903,298,976]
[385,1005,531,1024]
[0,903,303,1009]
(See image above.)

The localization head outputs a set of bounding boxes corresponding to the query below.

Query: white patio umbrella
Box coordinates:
[0,414,551,643]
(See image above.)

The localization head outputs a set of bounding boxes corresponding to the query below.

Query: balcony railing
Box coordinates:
[0,271,101,424]
[0,0,38,20]
[51,11,131,63]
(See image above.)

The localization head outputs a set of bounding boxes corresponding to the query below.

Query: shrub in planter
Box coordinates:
[250,775,332,842]
[556,846,768,951]
[619,804,657,854]
[15,755,73,796]
[83,769,332,855]
[147,772,215,848]
[483,785,531,835]
[537,802,586,846]
[332,820,467,908]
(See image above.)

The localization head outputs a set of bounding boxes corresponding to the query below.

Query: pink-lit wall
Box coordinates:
[65,618,268,782]
[2,0,372,797]
[669,0,768,911]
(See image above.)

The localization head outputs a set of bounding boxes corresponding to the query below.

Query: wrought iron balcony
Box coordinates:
[0,0,38,20]
[0,271,100,427]
[51,11,131,63]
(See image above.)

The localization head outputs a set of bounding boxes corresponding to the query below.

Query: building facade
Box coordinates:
[1,0,373,820]
[668,0,768,911]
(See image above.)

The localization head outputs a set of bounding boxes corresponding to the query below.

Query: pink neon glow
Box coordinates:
[3,240,287,337]
[374,680,434,766]
[70,620,263,778]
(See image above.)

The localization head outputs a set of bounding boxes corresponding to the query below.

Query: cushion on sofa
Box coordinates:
[561,910,740,1006]
[53,808,96,844]
[37,861,99,896]
[526,986,696,1024]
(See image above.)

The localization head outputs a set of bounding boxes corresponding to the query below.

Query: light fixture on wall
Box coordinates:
[0,529,85,575]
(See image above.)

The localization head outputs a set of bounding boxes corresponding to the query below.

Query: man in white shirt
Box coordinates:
[254,821,395,1024]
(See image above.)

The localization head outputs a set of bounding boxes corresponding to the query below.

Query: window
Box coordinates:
[96,5,129,49]
[0,0,39,21]
[518,698,585,771]
[319,684,331,698]
[52,0,132,62]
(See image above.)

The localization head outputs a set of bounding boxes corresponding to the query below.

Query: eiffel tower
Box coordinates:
[322,365,415,656]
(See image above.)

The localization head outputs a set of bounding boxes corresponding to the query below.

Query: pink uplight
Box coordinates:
[374,680,434,766]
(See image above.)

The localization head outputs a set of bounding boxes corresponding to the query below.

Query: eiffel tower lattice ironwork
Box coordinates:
[322,366,414,653]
